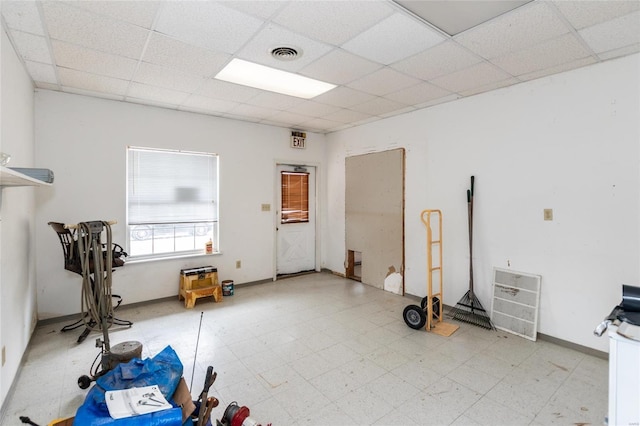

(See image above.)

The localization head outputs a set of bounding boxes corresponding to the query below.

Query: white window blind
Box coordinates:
[127,147,218,257]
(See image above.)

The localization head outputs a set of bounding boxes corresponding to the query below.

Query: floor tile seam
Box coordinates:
[473,393,538,423]
[530,394,605,425]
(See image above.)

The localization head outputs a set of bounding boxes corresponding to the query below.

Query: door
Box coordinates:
[276,164,316,275]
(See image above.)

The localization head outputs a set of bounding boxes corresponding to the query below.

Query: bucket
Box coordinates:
[222,280,234,296]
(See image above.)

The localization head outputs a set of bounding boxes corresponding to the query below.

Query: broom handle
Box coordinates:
[468,190,473,296]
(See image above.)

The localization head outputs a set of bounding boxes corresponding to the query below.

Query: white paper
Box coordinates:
[105,385,172,419]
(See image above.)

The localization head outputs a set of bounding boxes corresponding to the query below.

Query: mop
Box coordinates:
[449,176,494,330]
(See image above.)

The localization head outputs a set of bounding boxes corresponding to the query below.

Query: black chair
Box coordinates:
[49,221,132,343]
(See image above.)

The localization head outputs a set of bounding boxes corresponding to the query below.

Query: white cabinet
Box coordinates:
[608,326,640,425]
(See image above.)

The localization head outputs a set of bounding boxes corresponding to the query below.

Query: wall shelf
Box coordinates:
[0,166,53,187]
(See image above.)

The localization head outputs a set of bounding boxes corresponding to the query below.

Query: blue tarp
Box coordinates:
[74,346,187,426]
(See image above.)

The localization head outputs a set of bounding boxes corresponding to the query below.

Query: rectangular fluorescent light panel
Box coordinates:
[215,59,336,99]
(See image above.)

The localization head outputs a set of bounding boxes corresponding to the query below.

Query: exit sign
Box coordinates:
[291,131,306,149]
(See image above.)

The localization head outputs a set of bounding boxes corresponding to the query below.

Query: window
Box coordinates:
[280,171,309,223]
[127,147,218,258]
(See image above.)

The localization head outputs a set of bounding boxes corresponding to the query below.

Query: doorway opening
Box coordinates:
[346,250,362,281]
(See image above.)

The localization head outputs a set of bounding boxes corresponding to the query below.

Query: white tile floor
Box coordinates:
[1,272,608,425]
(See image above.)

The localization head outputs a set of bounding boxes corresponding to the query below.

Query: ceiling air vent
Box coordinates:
[270,46,300,61]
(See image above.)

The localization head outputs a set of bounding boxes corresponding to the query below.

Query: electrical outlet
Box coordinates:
[2,346,5,367]
[236,260,241,269]
[544,208,553,221]
[261,203,271,212]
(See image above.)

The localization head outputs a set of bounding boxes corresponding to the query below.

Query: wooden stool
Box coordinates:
[179,266,222,308]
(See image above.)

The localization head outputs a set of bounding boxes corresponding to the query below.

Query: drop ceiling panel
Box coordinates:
[273,1,395,46]
[155,1,263,54]
[68,0,161,29]
[127,82,189,106]
[347,67,421,96]
[384,82,453,105]
[10,31,51,64]
[43,2,149,59]
[313,87,377,109]
[322,108,372,124]
[342,12,445,64]
[349,97,408,116]
[518,56,597,82]
[181,95,240,114]
[52,40,138,80]
[196,79,261,103]
[133,62,205,93]
[226,103,277,120]
[245,91,305,111]
[24,61,57,85]
[430,62,512,93]
[490,33,593,76]
[143,33,231,78]
[300,49,382,85]
[459,77,519,97]
[455,2,569,59]
[266,110,314,126]
[236,23,333,72]
[285,100,341,118]
[579,11,640,54]
[300,117,343,132]
[223,1,287,21]
[597,43,640,61]
[553,0,640,30]
[1,1,45,35]
[58,68,129,95]
[391,41,483,80]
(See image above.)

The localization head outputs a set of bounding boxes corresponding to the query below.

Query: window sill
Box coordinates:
[125,251,221,265]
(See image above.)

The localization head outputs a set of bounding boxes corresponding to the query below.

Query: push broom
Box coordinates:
[449,176,494,330]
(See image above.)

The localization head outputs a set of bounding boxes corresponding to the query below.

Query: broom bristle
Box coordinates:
[448,290,494,330]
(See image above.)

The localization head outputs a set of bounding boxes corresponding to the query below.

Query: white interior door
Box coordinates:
[276,164,316,275]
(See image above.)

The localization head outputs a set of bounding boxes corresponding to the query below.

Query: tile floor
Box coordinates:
[1,272,608,425]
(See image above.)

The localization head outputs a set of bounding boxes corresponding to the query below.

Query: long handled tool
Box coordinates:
[449,176,494,330]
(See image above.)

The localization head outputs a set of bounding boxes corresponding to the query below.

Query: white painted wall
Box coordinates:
[34,91,326,319]
[326,54,640,352]
[0,25,38,407]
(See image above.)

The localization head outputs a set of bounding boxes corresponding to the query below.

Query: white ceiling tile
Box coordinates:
[430,62,513,93]
[58,67,129,95]
[62,85,124,101]
[267,111,315,126]
[1,1,45,35]
[127,82,189,106]
[285,101,341,118]
[414,93,461,110]
[245,92,305,111]
[597,43,640,61]
[491,33,592,76]
[52,40,137,80]
[197,79,261,103]
[24,60,57,84]
[223,1,287,20]
[518,56,597,82]
[459,77,520,97]
[226,103,277,120]
[455,2,570,59]
[181,95,239,114]
[236,23,333,72]
[64,0,161,29]
[349,97,407,116]
[384,82,452,105]
[579,11,640,54]
[347,68,421,96]
[554,0,640,30]
[10,30,51,63]
[43,1,148,59]
[299,117,343,132]
[391,41,483,80]
[143,33,231,78]
[312,86,376,108]
[35,82,59,91]
[300,49,382,85]
[379,105,416,118]
[273,1,395,46]
[321,108,372,124]
[342,12,445,65]
[155,2,262,54]
[127,96,180,110]
[133,62,205,93]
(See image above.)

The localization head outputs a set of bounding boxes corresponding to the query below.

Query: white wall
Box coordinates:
[326,54,640,352]
[0,25,38,407]
[34,91,326,319]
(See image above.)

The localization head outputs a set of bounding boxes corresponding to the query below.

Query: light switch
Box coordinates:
[261,203,271,212]
[544,209,553,221]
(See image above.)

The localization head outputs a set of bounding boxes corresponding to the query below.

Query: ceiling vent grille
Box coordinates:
[271,47,300,61]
